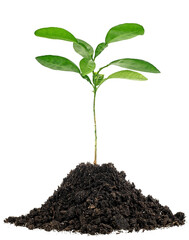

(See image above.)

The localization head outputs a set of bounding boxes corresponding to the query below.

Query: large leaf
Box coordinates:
[107,70,147,81]
[36,55,80,73]
[73,39,93,59]
[80,58,96,76]
[34,27,77,42]
[105,23,144,44]
[94,42,108,59]
[109,58,160,73]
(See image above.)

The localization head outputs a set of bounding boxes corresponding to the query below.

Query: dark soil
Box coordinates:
[4,163,185,234]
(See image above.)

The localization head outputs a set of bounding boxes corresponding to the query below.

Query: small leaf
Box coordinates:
[94,42,108,59]
[96,74,104,85]
[93,72,104,85]
[34,27,77,42]
[110,58,160,73]
[107,70,147,81]
[80,58,96,76]
[105,23,144,44]
[36,55,80,73]
[73,39,93,59]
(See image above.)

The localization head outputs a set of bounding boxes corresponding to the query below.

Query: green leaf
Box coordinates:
[94,42,108,59]
[107,70,148,81]
[93,72,104,85]
[96,74,104,85]
[73,39,93,59]
[110,58,160,73]
[80,58,96,76]
[36,55,80,73]
[34,27,77,42]
[105,23,144,44]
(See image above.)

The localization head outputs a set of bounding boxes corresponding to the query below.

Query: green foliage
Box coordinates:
[80,58,96,76]
[35,23,159,88]
[96,70,147,87]
[93,72,104,85]
[36,55,80,73]
[105,23,144,44]
[35,27,77,42]
[73,39,94,59]
[107,70,148,81]
[110,58,160,73]
[94,42,108,59]
[35,23,160,165]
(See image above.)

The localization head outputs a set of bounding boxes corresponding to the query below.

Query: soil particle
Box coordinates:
[4,163,185,234]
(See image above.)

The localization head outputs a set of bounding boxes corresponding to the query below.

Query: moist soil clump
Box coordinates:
[4,163,185,234]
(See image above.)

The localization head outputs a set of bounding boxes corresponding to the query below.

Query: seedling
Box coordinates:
[35,23,160,165]
[6,29,186,233]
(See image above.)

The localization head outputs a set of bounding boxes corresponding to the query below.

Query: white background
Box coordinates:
[0,0,189,239]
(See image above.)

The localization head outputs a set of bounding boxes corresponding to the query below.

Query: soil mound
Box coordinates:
[4,163,185,234]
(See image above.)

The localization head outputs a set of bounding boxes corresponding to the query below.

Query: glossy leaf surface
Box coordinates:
[110,58,160,73]
[36,55,80,73]
[94,42,108,58]
[107,70,147,80]
[105,23,144,44]
[80,58,96,76]
[35,27,77,42]
[73,39,93,59]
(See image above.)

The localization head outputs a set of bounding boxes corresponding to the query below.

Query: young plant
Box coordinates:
[35,23,160,165]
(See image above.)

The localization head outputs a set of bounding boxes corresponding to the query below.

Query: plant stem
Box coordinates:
[96,63,110,75]
[93,86,97,165]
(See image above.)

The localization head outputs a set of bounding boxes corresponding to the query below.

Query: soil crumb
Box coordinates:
[4,163,185,234]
